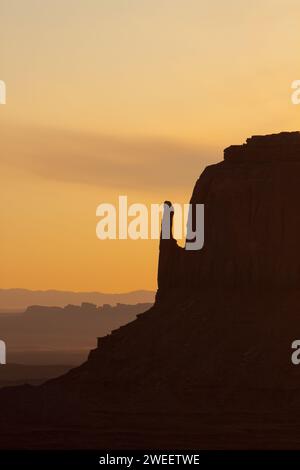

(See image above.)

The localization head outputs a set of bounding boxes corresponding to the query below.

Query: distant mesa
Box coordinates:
[0,288,155,312]
[0,302,152,360]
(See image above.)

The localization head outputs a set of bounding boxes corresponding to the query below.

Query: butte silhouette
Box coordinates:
[2,132,300,449]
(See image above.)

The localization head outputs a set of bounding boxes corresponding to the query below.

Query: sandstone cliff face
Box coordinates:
[157,132,300,298]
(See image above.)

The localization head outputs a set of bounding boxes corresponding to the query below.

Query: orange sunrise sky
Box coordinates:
[1,0,300,292]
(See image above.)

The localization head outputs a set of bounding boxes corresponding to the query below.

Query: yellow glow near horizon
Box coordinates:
[1,0,300,291]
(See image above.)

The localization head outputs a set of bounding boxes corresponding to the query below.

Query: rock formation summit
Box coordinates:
[2,132,300,449]
[158,131,300,298]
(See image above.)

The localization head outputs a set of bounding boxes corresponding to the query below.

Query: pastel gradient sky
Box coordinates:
[1,0,300,292]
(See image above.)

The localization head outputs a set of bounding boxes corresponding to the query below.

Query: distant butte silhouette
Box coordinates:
[3,132,300,449]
